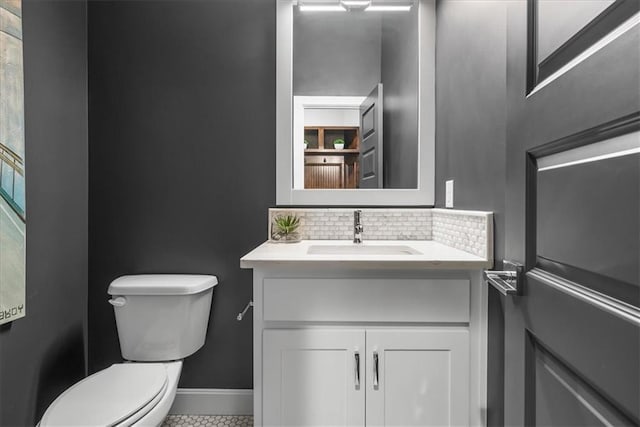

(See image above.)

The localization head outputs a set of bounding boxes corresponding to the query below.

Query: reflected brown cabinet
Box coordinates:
[304,126,360,189]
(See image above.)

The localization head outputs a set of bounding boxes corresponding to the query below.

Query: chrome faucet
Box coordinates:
[353,210,363,244]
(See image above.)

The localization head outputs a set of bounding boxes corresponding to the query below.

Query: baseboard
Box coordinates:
[169,388,253,415]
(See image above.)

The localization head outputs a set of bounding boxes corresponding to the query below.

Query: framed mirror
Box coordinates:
[276,0,435,206]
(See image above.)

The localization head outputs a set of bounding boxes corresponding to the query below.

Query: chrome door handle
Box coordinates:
[485,271,518,295]
[484,260,524,296]
[373,351,379,389]
[354,351,360,389]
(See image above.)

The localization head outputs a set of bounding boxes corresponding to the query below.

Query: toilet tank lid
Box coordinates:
[108,274,218,295]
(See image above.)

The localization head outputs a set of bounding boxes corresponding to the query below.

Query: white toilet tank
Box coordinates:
[108,274,217,361]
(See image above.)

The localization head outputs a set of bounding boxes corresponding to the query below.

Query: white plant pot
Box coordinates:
[334,143,344,150]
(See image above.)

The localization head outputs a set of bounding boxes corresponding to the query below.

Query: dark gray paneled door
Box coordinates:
[359,83,383,188]
[503,1,640,426]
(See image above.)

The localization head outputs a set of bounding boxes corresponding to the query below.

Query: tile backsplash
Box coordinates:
[268,207,493,260]
[269,208,432,241]
[431,209,493,260]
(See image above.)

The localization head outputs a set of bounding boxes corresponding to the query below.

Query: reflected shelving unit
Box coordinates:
[304,126,360,189]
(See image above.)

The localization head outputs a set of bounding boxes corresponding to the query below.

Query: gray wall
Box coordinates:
[434,1,508,425]
[293,10,381,96]
[435,0,506,261]
[87,0,275,389]
[381,10,419,189]
[0,0,88,425]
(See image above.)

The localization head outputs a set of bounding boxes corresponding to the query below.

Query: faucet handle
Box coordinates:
[353,210,363,243]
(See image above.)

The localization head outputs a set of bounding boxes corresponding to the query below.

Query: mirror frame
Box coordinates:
[276,0,436,206]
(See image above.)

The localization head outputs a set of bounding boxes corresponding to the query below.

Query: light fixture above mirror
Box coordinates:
[341,0,371,11]
[297,0,415,13]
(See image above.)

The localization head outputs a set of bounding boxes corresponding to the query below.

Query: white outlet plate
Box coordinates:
[445,180,454,208]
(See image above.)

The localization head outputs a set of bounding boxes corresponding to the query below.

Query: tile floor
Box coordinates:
[161,415,253,427]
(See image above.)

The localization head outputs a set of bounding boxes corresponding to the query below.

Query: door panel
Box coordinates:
[281,350,351,424]
[504,0,640,425]
[366,329,469,427]
[263,329,365,427]
[536,0,615,62]
[383,350,451,425]
[531,334,634,426]
[520,269,640,424]
[359,84,383,188]
[528,0,639,91]
[536,140,639,306]
[537,152,639,288]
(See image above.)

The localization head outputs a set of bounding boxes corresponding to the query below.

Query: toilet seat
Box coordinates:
[39,363,169,427]
[116,376,168,427]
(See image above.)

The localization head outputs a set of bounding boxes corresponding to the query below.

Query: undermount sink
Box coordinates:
[307,244,422,256]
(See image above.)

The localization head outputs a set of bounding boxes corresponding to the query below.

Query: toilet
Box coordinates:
[39,274,217,427]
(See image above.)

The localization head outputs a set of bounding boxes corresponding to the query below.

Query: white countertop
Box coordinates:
[240,240,493,270]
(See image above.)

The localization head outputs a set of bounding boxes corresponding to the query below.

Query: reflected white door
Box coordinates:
[366,329,470,427]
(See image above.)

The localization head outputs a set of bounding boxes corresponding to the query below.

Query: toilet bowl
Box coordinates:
[39,275,217,427]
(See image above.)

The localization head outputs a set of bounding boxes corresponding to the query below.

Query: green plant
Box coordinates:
[273,214,300,236]
[333,138,345,147]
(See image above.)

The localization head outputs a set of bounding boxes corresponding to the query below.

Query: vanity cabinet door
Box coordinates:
[263,329,366,427]
[366,329,470,427]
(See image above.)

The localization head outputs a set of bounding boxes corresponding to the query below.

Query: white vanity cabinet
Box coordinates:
[366,329,470,427]
[263,329,366,426]
[241,240,491,427]
[263,328,470,427]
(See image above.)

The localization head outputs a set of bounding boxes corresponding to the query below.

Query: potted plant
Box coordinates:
[333,138,345,150]
[271,214,301,243]
[304,139,309,150]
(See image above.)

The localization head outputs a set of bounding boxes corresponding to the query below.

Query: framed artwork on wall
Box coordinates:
[0,0,26,325]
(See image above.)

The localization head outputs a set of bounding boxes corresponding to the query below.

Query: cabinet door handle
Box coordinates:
[373,351,379,390]
[354,351,360,389]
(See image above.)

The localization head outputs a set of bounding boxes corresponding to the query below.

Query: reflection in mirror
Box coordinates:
[293,2,418,189]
